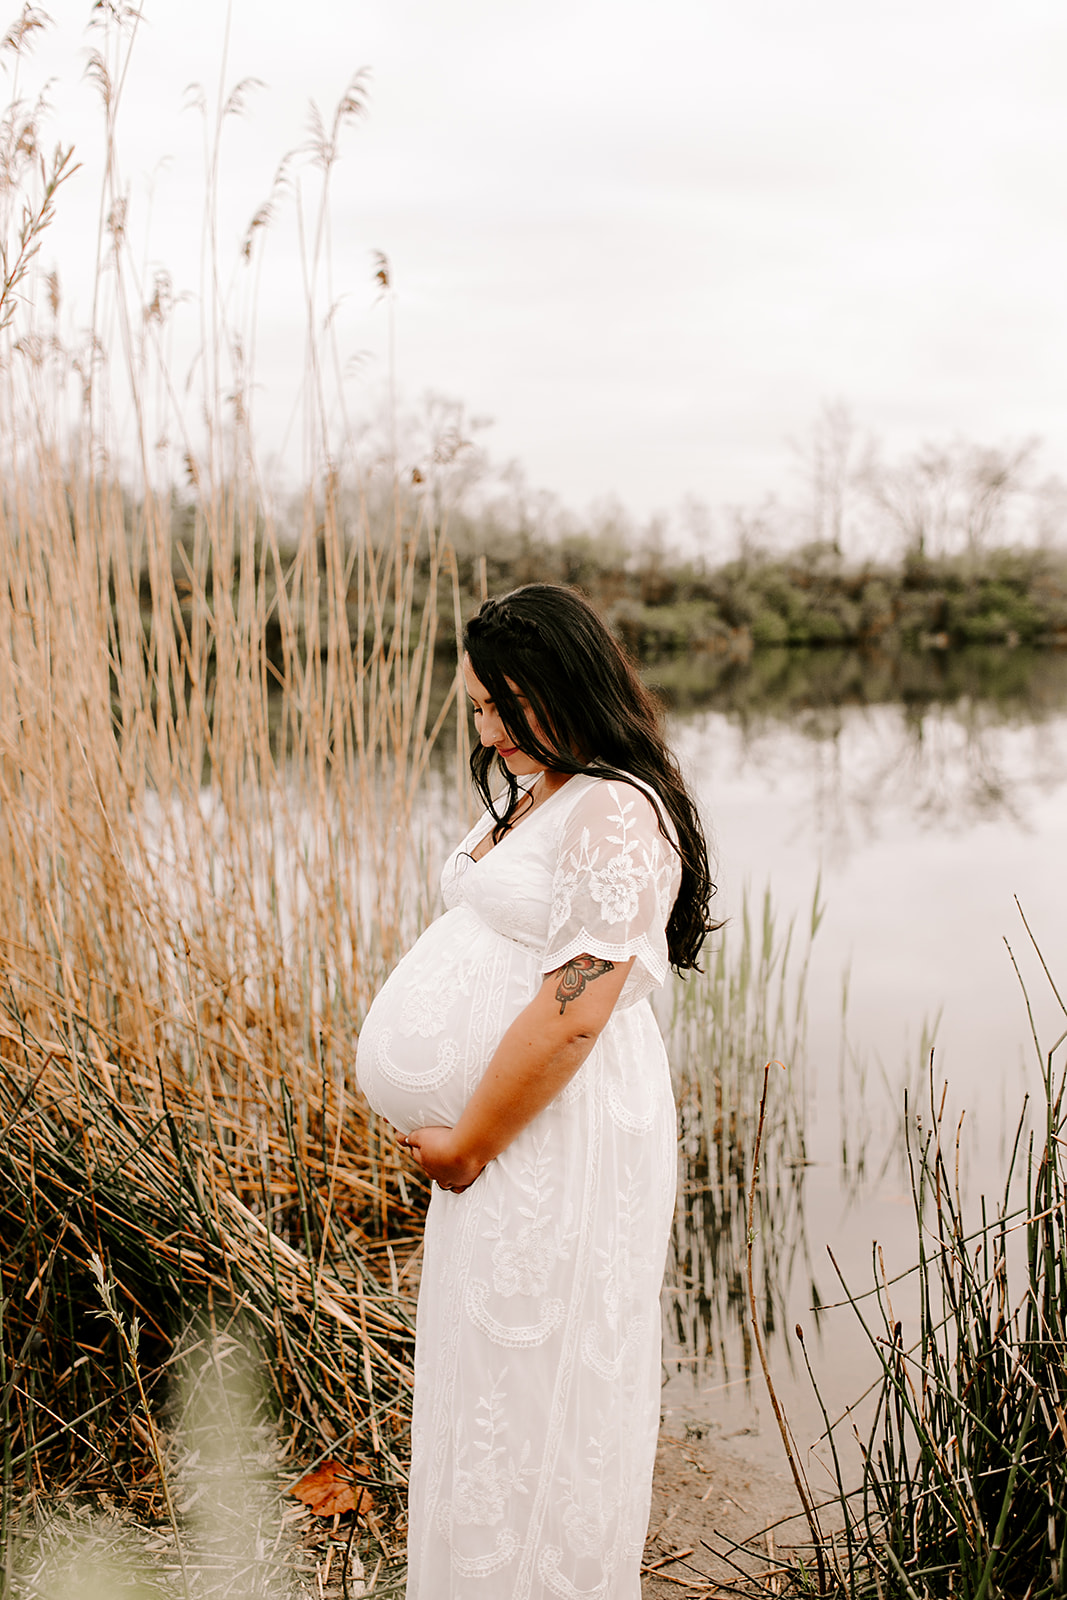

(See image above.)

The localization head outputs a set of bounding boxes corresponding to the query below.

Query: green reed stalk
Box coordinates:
[797,916,1067,1598]
[663,883,822,1384]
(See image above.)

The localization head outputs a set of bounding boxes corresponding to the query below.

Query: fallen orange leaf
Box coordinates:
[289,1458,374,1518]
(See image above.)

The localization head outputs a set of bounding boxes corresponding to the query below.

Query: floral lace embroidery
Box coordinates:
[538,1545,611,1599]
[484,1132,574,1298]
[606,1071,657,1134]
[562,1497,608,1559]
[492,1218,562,1298]
[449,1379,535,1526]
[399,974,454,1037]
[437,1374,537,1570]
[453,1457,511,1527]
[548,861,582,939]
[448,1532,520,1579]
[548,789,654,939]
[589,844,649,922]
[580,1316,647,1382]
[559,1435,617,1559]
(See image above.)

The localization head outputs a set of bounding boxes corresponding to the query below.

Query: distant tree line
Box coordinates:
[441,528,1067,659]
[152,397,1067,668]
[404,397,1067,657]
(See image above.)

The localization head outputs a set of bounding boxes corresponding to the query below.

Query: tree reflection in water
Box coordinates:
[668,645,1067,862]
[656,647,1067,1453]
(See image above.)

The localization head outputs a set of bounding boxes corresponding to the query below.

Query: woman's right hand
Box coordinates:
[399,1126,486,1193]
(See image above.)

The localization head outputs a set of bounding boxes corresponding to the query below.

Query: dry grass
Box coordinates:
[0,7,472,1578]
[0,366,469,1587]
[0,425,467,1517]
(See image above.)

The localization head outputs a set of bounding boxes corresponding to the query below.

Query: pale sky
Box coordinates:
[11,0,1067,519]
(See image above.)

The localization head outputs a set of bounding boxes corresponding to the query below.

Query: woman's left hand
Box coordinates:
[400,1126,486,1193]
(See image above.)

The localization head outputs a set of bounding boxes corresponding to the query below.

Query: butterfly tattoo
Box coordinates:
[554,955,615,1015]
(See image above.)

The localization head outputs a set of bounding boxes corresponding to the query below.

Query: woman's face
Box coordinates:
[462,654,553,777]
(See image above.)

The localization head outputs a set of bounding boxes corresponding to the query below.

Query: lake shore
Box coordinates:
[282,1428,812,1596]
[643,1427,809,1597]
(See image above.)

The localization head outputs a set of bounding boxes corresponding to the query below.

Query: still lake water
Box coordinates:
[657,651,1067,1477]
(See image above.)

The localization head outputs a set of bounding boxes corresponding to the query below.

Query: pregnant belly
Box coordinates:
[355,906,538,1134]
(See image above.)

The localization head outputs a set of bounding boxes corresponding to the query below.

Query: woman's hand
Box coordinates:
[400,1126,486,1193]
[398,955,636,1187]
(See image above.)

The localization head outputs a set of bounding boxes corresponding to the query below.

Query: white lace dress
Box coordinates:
[356,773,681,1600]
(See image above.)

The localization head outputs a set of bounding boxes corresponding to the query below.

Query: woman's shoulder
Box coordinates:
[555,769,668,836]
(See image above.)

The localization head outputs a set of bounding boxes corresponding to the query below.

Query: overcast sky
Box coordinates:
[13,0,1067,518]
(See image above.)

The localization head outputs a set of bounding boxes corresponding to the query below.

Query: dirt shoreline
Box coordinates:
[17,1429,813,1597]
[642,1427,809,1596]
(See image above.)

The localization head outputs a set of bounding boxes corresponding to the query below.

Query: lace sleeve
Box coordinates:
[543,777,680,1007]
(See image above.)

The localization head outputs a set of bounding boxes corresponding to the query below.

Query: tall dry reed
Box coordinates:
[0,5,467,1565]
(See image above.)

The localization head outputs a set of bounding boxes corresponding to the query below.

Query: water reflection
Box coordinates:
[649,642,1067,721]
[662,645,1067,845]
[665,1086,820,1407]
[658,648,1067,1467]
[656,886,826,1440]
[676,692,1067,870]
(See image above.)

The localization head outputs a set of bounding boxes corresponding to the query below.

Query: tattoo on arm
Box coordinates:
[554,955,615,1015]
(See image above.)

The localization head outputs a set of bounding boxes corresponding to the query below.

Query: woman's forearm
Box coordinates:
[452,994,598,1166]
[404,954,634,1188]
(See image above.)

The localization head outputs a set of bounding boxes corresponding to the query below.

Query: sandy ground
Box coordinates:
[283,1431,815,1598]
[289,1430,814,1597]
[22,1427,814,1597]
[641,1427,810,1597]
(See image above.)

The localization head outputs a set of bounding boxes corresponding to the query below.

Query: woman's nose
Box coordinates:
[480,709,504,747]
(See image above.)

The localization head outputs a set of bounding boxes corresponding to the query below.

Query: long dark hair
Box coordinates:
[463,583,719,971]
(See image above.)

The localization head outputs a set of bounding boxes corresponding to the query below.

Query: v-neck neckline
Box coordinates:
[468,771,576,863]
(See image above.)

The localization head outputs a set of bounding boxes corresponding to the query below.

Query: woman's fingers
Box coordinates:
[399,1125,484,1190]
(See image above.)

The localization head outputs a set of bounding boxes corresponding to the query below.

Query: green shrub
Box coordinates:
[751,608,791,646]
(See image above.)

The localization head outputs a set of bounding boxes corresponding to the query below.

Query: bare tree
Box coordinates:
[793,401,869,557]
[861,437,1035,560]
[860,442,953,559]
[958,441,1035,555]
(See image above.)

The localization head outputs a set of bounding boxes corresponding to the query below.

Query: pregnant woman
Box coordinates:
[356,583,716,1600]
